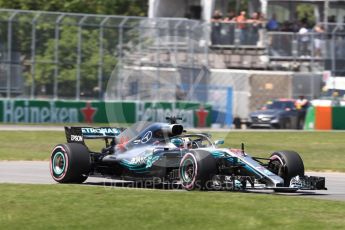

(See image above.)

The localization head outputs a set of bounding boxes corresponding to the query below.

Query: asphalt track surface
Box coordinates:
[0,161,344,201]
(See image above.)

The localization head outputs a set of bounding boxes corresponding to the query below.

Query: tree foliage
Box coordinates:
[0,0,146,98]
[0,0,148,16]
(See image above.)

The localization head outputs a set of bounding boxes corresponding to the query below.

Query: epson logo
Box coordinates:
[71,135,83,142]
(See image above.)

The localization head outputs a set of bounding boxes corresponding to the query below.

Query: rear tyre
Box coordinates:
[268,150,304,186]
[179,150,217,191]
[50,143,90,183]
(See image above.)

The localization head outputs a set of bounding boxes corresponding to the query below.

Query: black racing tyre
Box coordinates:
[268,150,305,186]
[179,150,217,191]
[50,143,90,183]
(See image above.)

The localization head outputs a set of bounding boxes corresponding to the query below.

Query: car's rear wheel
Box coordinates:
[268,150,305,187]
[179,150,217,190]
[50,143,90,183]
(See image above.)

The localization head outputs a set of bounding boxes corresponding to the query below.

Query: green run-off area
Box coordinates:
[1,184,345,230]
[1,130,345,172]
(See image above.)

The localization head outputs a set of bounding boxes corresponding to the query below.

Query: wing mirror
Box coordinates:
[215,140,224,146]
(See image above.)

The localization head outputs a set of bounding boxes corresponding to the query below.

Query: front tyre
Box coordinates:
[179,150,217,191]
[268,150,304,186]
[50,143,90,183]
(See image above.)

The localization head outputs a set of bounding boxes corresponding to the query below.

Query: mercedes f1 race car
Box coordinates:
[50,117,326,192]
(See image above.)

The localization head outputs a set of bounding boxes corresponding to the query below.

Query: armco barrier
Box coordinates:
[304,105,345,130]
[0,100,212,127]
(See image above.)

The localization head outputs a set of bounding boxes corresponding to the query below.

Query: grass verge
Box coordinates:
[1,131,345,171]
[1,184,345,230]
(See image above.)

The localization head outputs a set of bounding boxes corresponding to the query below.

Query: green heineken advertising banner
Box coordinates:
[136,101,212,127]
[0,100,212,127]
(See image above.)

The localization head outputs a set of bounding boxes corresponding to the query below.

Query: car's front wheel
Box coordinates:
[50,143,90,183]
[268,150,305,187]
[179,150,217,190]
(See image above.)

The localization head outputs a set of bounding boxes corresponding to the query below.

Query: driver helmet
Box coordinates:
[171,138,183,148]
[181,137,192,149]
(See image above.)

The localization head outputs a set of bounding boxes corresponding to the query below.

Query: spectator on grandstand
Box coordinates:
[280,21,292,32]
[211,10,223,45]
[224,11,236,22]
[298,23,310,57]
[223,11,236,44]
[266,14,279,31]
[235,11,247,44]
[247,12,262,45]
[211,10,223,22]
[313,24,325,57]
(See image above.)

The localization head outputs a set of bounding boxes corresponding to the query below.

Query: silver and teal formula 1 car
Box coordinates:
[50,117,326,192]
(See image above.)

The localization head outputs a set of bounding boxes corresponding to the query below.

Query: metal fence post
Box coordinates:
[190,22,200,69]
[97,17,110,100]
[6,11,18,98]
[332,25,340,76]
[203,22,210,67]
[174,20,183,67]
[310,33,314,70]
[76,16,88,100]
[53,14,65,100]
[30,13,41,99]
[138,19,144,67]
[117,18,128,99]
[292,33,298,62]
[155,21,161,101]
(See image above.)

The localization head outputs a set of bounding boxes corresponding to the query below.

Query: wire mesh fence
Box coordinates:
[0,9,344,103]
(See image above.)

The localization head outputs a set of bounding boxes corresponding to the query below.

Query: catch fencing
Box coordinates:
[0,9,343,113]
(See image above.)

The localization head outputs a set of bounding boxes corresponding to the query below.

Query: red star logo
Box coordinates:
[195,105,209,127]
[81,102,97,123]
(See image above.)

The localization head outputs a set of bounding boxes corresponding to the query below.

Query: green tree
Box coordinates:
[0,0,148,16]
[296,3,315,27]
[0,0,146,98]
[30,21,117,98]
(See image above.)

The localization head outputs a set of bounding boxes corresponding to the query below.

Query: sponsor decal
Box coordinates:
[81,127,121,136]
[256,166,275,176]
[129,156,147,165]
[136,102,194,127]
[80,102,97,123]
[195,105,209,127]
[0,100,211,127]
[126,150,158,167]
[141,131,152,143]
[2,100,78,123]
[71,135,83,142]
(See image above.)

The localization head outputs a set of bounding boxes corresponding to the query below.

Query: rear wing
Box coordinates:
[64,126,125,144]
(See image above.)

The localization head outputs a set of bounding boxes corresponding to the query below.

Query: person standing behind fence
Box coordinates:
[313,24,325,57]
[235,11,247,45]
[266,14,279,31]
[295,95,309,129]
[298,23,310,57]
[223,11,236,45]
[247,12,261,45]
[211,10,223,45]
